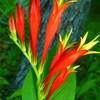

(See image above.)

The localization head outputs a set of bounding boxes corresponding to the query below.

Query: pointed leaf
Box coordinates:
[22,69,37,100]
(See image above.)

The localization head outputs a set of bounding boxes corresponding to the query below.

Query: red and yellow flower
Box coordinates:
[9,15,16,34]
[28,0,40,60]
[15,4,24,44]
[44,32,100,99]
[41,0,74,63]
[8,0,40,61]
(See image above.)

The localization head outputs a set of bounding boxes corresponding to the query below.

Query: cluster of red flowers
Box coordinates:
[8,0,99,99]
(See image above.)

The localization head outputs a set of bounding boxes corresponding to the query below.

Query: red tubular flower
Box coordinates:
[43,41,63,92]
[46,69,71,100]
[28,0,40,60]
[41,0,72,63]
[16,4,24,43]
[8,14,16,33]
[44,46,87,88]
[49,41,63,71]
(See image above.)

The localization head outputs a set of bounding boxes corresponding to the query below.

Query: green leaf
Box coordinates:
[22,69,37,100]
[50,73,76,100]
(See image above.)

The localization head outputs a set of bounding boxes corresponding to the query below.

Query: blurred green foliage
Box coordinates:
[0,0,22,98]
[75,0,100,100]
[0,0,100,100]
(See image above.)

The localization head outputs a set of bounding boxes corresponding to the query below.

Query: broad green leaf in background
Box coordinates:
[50,73,76,100]
[22,69,37,100]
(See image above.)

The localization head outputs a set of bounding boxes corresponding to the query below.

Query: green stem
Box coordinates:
[37,64,45,100]
[37,77,45,100]
[11,38,45,100]
[12,39,39,79]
